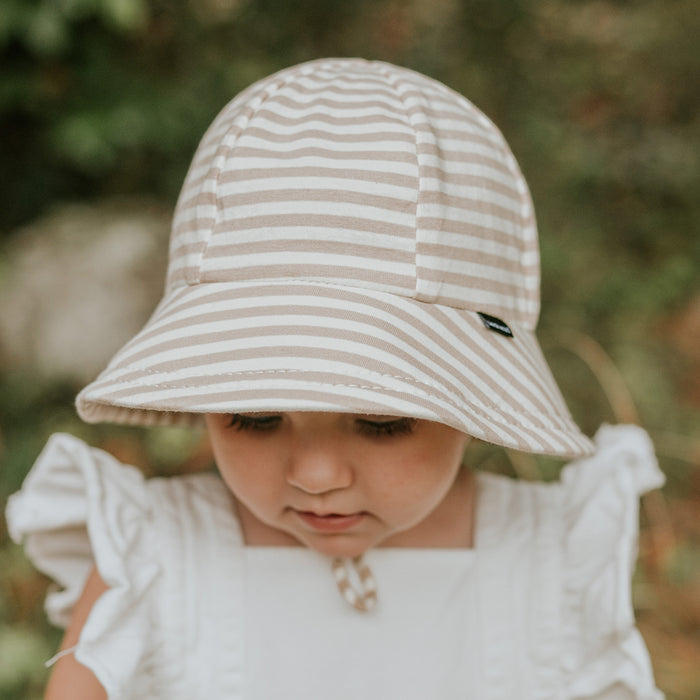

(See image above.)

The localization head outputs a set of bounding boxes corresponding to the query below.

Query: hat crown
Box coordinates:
[168,58,540,328]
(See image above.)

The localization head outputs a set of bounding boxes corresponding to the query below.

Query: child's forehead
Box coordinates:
[170,58,538,330]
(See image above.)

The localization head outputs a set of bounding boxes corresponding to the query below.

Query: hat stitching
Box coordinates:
[101,304,553,423]
[196,73,294,286]
[386,69,424,305]
[91,366,574,426]
[181,275,527,320]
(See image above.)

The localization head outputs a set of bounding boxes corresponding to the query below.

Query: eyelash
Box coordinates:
[226,414,416,437]
[356,417,416,438]
[228,414,281,432]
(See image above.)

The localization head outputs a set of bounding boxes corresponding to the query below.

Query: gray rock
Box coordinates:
[0,199,171,385]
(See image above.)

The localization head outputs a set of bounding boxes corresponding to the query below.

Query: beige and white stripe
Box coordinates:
[77,58,593,458]
[332,555,378,612]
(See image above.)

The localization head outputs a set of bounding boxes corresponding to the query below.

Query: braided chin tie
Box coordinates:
[331,555,378,612]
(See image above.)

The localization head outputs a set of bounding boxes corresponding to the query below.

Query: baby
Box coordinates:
[8,58,664,699]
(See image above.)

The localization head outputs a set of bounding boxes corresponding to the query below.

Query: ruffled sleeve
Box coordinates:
[6,433,161,699]
[561,424,665,699]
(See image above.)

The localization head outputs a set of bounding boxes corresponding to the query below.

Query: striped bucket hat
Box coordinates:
[77,58,594,458]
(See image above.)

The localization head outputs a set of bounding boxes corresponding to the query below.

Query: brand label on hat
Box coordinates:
[477,312,514,338]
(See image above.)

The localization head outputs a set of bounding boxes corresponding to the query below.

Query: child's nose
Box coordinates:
[286,439,353,494]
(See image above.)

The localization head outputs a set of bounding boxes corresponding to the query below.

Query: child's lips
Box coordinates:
[294,510,366,533]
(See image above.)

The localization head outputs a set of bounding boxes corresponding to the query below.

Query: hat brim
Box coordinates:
[77,280,594,458]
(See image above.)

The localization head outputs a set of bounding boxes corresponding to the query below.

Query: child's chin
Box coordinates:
[306,536,370,560]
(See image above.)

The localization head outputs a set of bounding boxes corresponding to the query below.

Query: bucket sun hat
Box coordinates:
[77,58,594,458]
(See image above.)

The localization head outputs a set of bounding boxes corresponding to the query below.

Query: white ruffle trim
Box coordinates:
[6,433,161,699]
[561,425,665,699]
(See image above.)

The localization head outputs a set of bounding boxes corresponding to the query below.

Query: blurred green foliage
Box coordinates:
[1,1,699,698]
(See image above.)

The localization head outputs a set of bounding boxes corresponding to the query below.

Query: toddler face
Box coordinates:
[206,412,471,558]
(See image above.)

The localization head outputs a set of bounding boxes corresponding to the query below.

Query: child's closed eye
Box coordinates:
[228,413,282,432]
[225,413,416,438]
[355,417,417,438]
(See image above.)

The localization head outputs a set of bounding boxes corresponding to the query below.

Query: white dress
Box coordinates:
[6,425,664,700]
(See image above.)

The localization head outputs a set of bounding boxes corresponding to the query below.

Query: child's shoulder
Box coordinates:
[7,432,229,530]
[471,425,664,697]
[6,433,244,698]
[474,423,663,585]
[6,433,238,627]
[479,423,663,512]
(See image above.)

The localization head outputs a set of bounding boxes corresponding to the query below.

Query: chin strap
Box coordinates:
[331,555,378,612]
